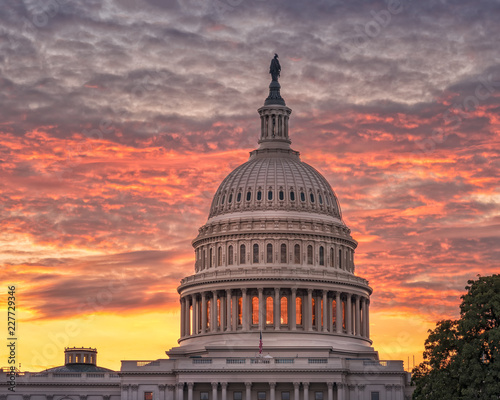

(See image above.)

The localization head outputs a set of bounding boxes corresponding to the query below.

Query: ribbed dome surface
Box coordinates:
[208,148,342,220]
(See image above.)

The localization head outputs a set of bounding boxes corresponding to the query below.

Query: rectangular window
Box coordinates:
[315,392,323,400]
[233,392,242,400]
[258,392,266,400]
[201,392,209,400]
[281,392,290,400]
[370,393,380,400]
[144,393,153,400]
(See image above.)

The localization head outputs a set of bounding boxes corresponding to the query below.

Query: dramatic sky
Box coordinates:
[1,0,499,371]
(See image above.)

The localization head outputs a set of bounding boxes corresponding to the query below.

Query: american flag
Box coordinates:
[259,331,263,354]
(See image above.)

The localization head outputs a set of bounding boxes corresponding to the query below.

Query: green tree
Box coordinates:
[412,274,500,400]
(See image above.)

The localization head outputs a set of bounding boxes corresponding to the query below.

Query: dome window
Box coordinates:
[253,244,259,263]
[240,244,246,264]
[246,191,251,201]
[257,191,262,201]
[228,245,234,265]
[290,191,295,201]
[228,193,233,203]
[300,192,306,202]
[307,245,313,265]
[222,195,226,204]
[280,244,287,263]
[268,190,273,200]
[266,243,273,263]
[237,192,242,202]
[319,246,324,266]
[319,194,323,204]
[310,193,315,203]
[279,190,284,200]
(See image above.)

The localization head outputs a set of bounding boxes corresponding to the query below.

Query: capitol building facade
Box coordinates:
[1,63,412,400]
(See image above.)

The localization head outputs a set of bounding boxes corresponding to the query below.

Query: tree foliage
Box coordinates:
[412,274,500,400]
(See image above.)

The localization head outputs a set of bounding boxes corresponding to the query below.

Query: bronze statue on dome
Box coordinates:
[270,53,281,82]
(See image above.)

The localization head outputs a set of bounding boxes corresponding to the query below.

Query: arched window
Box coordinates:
[294,244,301,264]
[339,248,342,269]
[229,193,233,203]
[330,247,334,268]
[307,245,313,265]
[218,246,222,267]
[342,299,346,329]
[246,191,251,201]
[240,244,246,264]
[319,246,324,266]
[257,191,262,201]
[279,190,284,200]
[290,191,295,201]
[253,244,259,263]
[237,192,242,202]
[280,244,287,263]
[300,192,306,202]
[268,190,273,200]
[281,296,288,324]
[252,296,259,325]
[228,245,234,265]
[319,194,323,204]
[202,249,206,270]
[310,193,315,203]
[296,297,302,325]
[209,248,213,268]
[266,296,273,324]
[222,195,226,204]
[267,243,273,263]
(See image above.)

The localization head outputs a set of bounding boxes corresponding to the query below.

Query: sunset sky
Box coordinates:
[1,0,499,372]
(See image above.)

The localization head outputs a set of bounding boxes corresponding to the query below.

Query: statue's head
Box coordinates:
[274,53,279,58]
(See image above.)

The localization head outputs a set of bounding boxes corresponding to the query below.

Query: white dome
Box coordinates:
[208,148,342,221]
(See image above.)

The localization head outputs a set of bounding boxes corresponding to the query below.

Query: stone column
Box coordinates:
[221,382,228,400]
[201,292,207,334]
[293,382,300,400]
[245,382,252,400]
[346,295,352,335]
[366,299,370,339]
[242,288,249,330]
[167,385,175,400]
[191,295,196,336]
[335,292,342,333]
[220,294,226,331]
[232,292,238,330]
[226,289,232,331]
[177,383,184,400]
[307,289,313,331]
[291,288,297,330]
[355,296,361,337]
[159,385,166,400]
[337,383,344,400]
[121,384,129,400]
[385,385,393,400]
[327,383,333,400]
[180,298,185,337]
[315,293,321,331]
[270,382,276,400]
[303,382,309,400]
[187,383,194,400]
[132,385,139,400]
[322,290,328,332]
[258,288,264,331]
[212,291,218,332]
[274,288,280,330]
[212,382,218,400]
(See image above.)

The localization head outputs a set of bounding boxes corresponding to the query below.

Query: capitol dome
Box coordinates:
[173,69,373,360]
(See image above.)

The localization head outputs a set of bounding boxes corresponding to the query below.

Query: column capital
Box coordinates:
[187,382,194,388]
[103,396,111,400]
[291,287,297,294]
[327,382,333,389]
[178,383,185,389]
[384,384,393,391]
[245,382,252,388]
[121,385,130,390]
[258,288,263,294]
[307,288,313,294]
[221,382,228,389]
[159,385,167,391]
[168,384,176,390]
[357,385,365,391]
[132,385,139,390]
[24,396,31,400]
[269,382,276,389]
[302,382,310,388]
[336,383,344,389]
[212,382,219,388]
[293,382,300,388]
